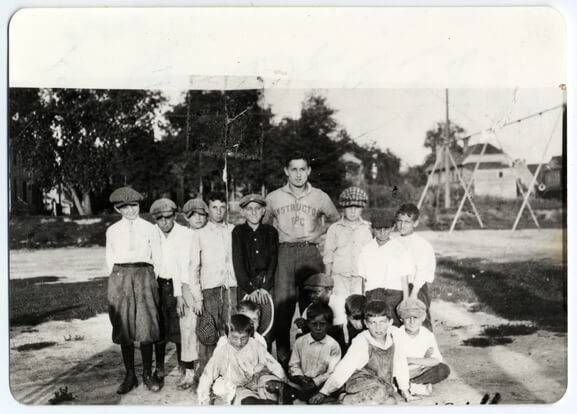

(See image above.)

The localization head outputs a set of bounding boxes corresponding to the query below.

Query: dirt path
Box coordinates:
[8,229,567,405]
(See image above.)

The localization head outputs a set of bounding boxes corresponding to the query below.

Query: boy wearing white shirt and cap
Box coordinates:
[150,198,202,390]
[106,187,162,394]
[394,298,450,396]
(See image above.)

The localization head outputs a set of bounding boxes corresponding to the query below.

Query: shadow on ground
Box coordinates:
[431,258,567,332]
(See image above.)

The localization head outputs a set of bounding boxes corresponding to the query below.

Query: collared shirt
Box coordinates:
[197,336,286,405]
[392,326,443,371]
[264,183,340,243]
[105,217,161,274]
[288,333,341,386]
[155,222,201,298]
[397,233,436,286]
[191,221,237,290]
[232,222,278,294]
[320,328,409,395]
[357,238,413,292]
[323,218,373,276]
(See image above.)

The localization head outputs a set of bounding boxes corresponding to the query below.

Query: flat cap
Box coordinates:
[109,187,143,206]
[182,198,208,217]
[339,186,368,208]
[150,198,177,217]
[370,209,397,229]
[239,193,266,209]
[303,272,334,288]
[397,298,427,319]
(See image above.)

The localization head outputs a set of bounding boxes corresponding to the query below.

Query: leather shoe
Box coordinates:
[143,374,162,392]
[116,375,138,395]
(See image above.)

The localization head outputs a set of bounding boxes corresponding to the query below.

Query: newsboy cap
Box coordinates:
[239,194,266,209]
[182,198,209,217]
[339,186,368,208]
[370,210,397,230]
[109,187,143,206]
[303,273,334,288]
[149,198,177,217]
[397,298,427,319]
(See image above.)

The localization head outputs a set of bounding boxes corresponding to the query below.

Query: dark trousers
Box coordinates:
[411,363,450,384]
[273,243,324,366]
[365,288,404,327]
[410,283,433,331]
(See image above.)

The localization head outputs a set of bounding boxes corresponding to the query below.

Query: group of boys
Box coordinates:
[105,152,449,405]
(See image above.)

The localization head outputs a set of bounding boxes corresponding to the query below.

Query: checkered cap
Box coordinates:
[397,298,427,319]
[109,187,143,206]
[339,187,368,208]
[182,198,208,217]
[149,198,177,217]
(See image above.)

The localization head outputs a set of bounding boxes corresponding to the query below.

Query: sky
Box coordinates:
[262,88,564,169]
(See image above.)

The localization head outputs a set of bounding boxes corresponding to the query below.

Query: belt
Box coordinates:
[114,262,153,268]
[280,241,318,248]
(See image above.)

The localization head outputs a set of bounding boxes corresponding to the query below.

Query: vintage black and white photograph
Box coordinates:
[6,6,568,407]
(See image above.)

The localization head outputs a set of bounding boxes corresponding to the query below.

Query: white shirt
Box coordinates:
[357,238,413,292]
[397,233,436,286]
[156,222,198,297]
[320,328,409,395]
[105,217,161,274]
[191,221,237,290]
[323,218,373,276]
[392,326,443,371]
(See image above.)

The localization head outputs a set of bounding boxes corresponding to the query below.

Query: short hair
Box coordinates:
[284,151,311,168]
[206,191,226,205]
[238,300,261,316]
[307,302,334,324]
[227,314,254,337]
[345,294,367,318]
[364,300,391,320]
[396,203,420,220]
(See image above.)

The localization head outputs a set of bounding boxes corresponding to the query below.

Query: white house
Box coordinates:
[426,141,517,199]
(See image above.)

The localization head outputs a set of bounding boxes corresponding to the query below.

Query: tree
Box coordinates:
[423,121,465,165]
[10,88,166,215]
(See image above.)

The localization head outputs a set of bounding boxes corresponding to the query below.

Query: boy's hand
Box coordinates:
[309,392,327,405]
[176,296,188,317]
[192,299,203,316]
[424,347,434,358]
[294,318,307,330]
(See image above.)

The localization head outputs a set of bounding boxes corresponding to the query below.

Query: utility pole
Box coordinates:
[444,88,451,209]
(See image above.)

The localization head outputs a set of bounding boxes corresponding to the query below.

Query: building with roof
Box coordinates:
[425,141,517,199]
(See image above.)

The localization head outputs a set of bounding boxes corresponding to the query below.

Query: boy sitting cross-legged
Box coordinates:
[309,300,414,405]
[393,298,450,397]
[197,314,287,405]
[286,302,342,404]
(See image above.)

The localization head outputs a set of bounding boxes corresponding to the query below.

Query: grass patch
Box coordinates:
[14,341,58,351]
[481,324,538,337]
[10,276,108,327]
[462,337,514,347]
[431,258,566,332]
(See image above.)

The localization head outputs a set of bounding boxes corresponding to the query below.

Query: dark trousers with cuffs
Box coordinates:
[273,243,324,367]
[411,363,450,384]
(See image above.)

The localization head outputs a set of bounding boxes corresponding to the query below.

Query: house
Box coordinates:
[527,155,563,199]
[425,141,517,199]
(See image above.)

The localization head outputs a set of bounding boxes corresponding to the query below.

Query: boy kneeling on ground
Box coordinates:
[197,314,287,405]
[309,300,414,405]
[394,298,450,396]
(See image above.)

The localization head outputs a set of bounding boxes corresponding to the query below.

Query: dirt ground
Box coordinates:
[9,229,567,406]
